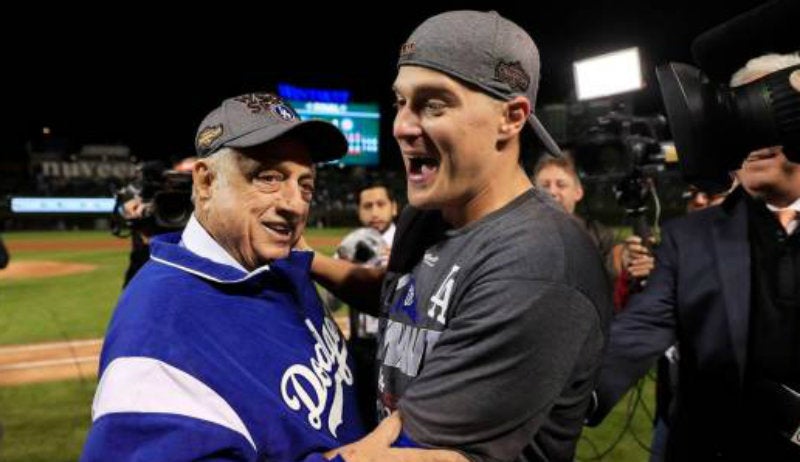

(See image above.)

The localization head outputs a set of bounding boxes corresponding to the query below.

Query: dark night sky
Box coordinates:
[5,0,778,166]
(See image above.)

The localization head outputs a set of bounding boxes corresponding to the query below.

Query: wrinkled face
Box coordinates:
[534,164,583,214]
[736,147,800,199]
[358,186,397,233]
[200,138,315,270]
[392,66,504,214]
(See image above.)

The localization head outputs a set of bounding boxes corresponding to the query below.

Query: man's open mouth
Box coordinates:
[406,156,440,183]
[263,222,293,238]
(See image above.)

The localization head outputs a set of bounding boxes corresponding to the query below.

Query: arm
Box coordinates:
[588,226,680,424]
[81,358,256,461]
[297,236,385,315]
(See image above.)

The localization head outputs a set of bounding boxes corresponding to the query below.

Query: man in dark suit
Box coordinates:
[589,53,800,461]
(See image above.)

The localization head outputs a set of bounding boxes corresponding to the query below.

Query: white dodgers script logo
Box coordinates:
[280,317,353,437]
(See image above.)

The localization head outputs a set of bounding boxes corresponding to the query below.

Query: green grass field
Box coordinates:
[0,229,654,461]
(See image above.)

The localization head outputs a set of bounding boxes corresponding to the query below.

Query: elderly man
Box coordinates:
[81,93,366,461]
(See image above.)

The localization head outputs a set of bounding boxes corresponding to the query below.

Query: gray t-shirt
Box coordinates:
[378,188,612,462]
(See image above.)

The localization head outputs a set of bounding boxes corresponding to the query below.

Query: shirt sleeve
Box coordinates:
[397,278,603,462]
[81,356,258,462]
[81,413,256,461]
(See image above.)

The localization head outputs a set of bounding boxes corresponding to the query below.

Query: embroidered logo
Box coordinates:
[272,104,297,122]
[495,61,530,93]
[280,317,353,437]
[233,93,298,123]
[399,42,416,57]
[196,124,223,151]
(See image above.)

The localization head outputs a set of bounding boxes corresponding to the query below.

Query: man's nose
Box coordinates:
[393,107,422,140]
[277,183,305,215]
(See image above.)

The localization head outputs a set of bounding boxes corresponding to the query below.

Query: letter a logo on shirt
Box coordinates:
[428,265,460,324]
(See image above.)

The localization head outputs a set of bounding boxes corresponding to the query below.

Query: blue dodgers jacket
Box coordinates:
[81,232,366,461]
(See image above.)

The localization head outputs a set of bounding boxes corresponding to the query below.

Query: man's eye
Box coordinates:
[256,173,283,184]
[424,100,446,114]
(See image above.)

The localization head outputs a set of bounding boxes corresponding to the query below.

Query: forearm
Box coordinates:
[310,251,384,313]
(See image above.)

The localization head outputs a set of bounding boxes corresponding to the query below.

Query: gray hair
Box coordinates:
[191,147,238,205]
[730,52,800,87]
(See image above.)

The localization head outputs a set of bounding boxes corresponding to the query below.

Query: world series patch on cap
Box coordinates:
[195,92,348,162]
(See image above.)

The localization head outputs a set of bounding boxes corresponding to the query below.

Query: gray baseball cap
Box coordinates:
[398,10,561,156]
[195,92,348,162]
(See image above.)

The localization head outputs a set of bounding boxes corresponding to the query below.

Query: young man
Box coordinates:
[357,182,398,247]
[313,11,612,462]
[82,93,367,461]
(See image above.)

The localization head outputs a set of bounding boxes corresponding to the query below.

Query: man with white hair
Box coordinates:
[81,93,368,461]
[589,52,800,461]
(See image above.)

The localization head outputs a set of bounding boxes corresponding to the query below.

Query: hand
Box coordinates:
[621,235,655,279]
[122,197,147,220]
[325,412,401,461]
[325,413,468,462]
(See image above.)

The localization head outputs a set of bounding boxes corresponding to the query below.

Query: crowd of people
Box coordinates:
[78,8,799,462]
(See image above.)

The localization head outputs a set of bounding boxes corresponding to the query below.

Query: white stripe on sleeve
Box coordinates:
[92,356,256,451]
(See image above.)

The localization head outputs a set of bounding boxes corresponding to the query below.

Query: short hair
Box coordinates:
[191,148,237,206]
[356,182,395,205]
[532,152,581,185]
[730,52,800,87]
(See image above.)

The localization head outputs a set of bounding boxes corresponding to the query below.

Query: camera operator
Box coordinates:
[588,52,800,461]
[118,157,196,286]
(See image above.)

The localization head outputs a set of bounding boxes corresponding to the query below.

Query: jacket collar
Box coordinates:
[149,218,313,285]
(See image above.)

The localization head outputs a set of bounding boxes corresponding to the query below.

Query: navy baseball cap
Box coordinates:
[195,92,348,162]
[398,10,562,156]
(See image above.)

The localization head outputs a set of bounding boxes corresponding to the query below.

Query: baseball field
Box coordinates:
[0,229,653,461]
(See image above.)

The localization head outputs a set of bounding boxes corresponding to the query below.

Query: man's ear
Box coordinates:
[575,183,585,203]
[192,159,214,203]
[498,96,531,141]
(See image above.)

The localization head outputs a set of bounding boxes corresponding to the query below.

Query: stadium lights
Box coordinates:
[574,47,643,100]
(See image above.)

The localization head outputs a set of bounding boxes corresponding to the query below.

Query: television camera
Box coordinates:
[573,110,669,240]
[111,161,193,238]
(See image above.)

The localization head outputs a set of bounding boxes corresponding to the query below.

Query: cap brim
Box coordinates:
[529,114,562,157]
[226,119,348,163]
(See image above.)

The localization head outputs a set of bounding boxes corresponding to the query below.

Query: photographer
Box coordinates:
[589,52,800,461]
[117,157,195,286]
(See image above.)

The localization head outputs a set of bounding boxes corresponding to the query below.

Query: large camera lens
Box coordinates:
[153,192,193,229]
